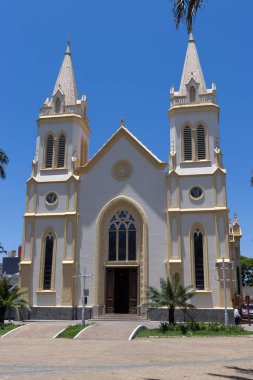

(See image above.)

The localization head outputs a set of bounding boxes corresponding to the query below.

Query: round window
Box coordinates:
[189,186,204,200]
[45,192,58,205]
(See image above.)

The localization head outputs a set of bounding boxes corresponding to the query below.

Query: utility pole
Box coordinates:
[73,268,93,326]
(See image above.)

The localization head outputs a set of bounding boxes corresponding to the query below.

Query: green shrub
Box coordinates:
[180,324,188,334]
[159,322,170,332]
[207,322,221,332]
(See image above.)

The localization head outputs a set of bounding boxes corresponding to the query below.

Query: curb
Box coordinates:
[128,325,147,341]
[1,324,28,338]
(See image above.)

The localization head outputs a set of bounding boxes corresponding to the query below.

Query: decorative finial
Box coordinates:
[66,39,71,55]
[234,213,239,224]
[120,117,125,127]
[188,30,194,42]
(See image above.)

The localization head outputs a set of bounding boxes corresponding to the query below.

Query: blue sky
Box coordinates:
[0,0,253,258]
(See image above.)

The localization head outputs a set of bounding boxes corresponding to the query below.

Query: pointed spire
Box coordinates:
[178,32,207,96]
[52,41,78,106]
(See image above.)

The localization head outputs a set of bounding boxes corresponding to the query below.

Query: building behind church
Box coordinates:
[19,34,242,320]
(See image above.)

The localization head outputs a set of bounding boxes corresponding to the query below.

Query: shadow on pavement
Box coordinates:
[207,365,253,380]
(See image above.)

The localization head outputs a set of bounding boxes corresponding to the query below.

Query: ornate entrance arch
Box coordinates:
[95,196,148,313]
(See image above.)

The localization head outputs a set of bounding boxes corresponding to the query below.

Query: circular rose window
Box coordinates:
[112,160,133,181]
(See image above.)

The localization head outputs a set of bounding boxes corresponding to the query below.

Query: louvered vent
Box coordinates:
[189,86,196,102]
[184,127,192,161]
[57,134,65,168]
[45,135,54,168]
[197,126,206,160]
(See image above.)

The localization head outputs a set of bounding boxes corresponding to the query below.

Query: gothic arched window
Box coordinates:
[55,97,61,113]
[108,210,136,261]
[194,229,204,290]
[43,233,54,290]
[189,86,196,102]
[57,134,66,168]
[183,126,192,161]
[197,126,206,160]
[45,135,54,168]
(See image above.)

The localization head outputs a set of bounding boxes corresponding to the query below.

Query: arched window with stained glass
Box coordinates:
[108,210,136,261]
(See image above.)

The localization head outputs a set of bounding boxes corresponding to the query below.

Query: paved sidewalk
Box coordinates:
[1,321,71,339]
[1,335,253,379]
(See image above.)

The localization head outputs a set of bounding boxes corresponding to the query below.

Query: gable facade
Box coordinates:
[19,36,242,320]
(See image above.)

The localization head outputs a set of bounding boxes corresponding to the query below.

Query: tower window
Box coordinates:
[108,210,136,261]
[45,135,54,168]
[55,97,61,113]
[183,126,192,161]
[189,86,196,102]
[43,233,54,290]
[197,126,206,160]
[57,134,66,168]
[194,229,204,290]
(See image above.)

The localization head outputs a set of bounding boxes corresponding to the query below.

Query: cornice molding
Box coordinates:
[169,102,220,115]
[168,207,228,213]
[24,211,77,217]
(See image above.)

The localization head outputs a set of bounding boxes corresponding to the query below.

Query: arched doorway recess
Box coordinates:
[95,196,148,314]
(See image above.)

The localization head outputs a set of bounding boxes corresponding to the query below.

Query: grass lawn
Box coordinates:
[136,325,253,338]
[56,324,92,339]
[0,324,21,336]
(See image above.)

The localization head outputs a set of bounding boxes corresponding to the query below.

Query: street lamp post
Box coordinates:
[0,243,7,255]
[222,256,228,326]
[216,257,235,326]
[73,268,93,326]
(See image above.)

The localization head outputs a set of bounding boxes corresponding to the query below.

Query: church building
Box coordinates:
[20,34,242,320]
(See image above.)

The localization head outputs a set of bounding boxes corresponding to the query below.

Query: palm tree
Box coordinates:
[146,272,195,324]
[172,0,204,33]
[0,277,30,323]
[0,149,9,179]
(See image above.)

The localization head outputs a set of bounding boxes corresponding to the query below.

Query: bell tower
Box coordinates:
[20,42,89,310]
[33,41,90,176]
[167,33,240,308]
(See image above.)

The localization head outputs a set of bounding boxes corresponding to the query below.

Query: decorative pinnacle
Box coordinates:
[188,30,194,42]
[66,39,71,55]
[120,117,125,127]
[234,213,239,224]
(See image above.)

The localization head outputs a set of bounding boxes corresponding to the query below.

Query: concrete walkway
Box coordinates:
[2,319,252,341]
[1,321,71,339]
[76,321,148,340]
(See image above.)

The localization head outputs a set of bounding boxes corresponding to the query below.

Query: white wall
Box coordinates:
[77,135,168,304]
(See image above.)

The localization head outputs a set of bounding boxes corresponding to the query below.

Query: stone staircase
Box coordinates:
[91,313,147,321]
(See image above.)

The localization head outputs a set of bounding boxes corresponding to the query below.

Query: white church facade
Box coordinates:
[20,34,242,320]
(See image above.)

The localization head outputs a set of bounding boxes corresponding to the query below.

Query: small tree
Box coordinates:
[0,277,30,323]
[241,255,253,287]
[146,273,195,324]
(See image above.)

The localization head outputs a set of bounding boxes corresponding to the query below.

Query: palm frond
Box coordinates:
[0,149,9,164]
[0,277,30,322]
[172,0,204,32]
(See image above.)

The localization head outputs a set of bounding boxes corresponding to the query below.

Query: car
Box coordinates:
[241,303,253,319]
